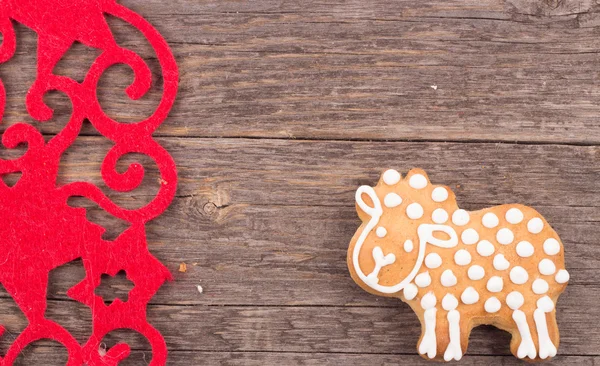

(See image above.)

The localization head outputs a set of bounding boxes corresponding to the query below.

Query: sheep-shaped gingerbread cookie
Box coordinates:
[347,169,569,362]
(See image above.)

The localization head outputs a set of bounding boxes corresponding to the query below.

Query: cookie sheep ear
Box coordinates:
[355,185,382,221]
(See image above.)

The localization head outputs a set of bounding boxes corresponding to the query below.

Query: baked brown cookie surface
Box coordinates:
[347,169,569,362]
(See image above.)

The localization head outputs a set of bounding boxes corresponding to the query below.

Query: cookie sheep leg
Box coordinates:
[441,294,463,361]
[507,292,537,359]
[534,296,558,359]
[418,292,438,359]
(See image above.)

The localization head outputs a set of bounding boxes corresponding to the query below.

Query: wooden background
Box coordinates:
[0,0,599,364]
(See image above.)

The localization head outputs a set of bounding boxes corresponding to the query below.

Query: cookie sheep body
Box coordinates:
[347,168,569,362]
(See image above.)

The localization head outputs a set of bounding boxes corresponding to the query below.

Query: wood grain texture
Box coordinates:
[11,348,600,366]
[1,0,600,364]
[3,1,600,143]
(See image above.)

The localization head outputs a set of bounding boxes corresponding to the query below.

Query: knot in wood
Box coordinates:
[203,202,218,215]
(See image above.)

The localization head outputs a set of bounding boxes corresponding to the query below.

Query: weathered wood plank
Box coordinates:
[2,1,600,142]
[0,292,594,356]
[160,353,600,366]
[13,348,600,366]
[118,0,591,18]
[58,138,600,209]
[0,137,592,360]
[0,137,592,359]
[37,201,597,307]
[39,137,597,306]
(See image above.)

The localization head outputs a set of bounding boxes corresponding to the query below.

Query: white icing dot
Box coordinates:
[461,287,480,305]
[538,259,556,275]
[493,254,510,271]
[415,272,432,287]
[506,291,524,310]
[384,193,402,208]
[431,187,448,202]
[532,279,549,295]
[406,202,424,219]
[509,266,529,285]
[505,208,524,224]
[468,265,485,280]
[452,209,470,226]
[527,217,544,234]
[516,241,534,258]
[486,276,503,293]
[403,240,414,253]
[555,269,570,284]
[403,283,418,300]
[543,238,561,256]
[454,249,472,266]
[482,212,499,228]
[537,296,555,312]
[431,208,448,224]
[425,253,442,269]
[376,227,387,238]
[461,228,479,245]
[382,169,401,185]
[409,174,428,189]
[484,297,501,313]
[496,228,514,245]
[441,269,457,287]
[421,292,437,309]
[476,240,495,257]
[442,293,459,311]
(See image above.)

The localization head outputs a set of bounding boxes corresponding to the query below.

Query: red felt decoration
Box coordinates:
[0,0,178,364]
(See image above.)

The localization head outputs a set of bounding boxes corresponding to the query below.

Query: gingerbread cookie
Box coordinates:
[347,169,569,362]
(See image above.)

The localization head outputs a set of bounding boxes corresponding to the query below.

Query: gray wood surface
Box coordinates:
[1,0,600,364]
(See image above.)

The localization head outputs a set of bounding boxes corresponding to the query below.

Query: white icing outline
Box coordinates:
[431,186,448,202]
[543,238,560,256]
[513,309,537,359]
[365,246,396,287]
[419,293,437,359]
[425,253,442,269]
[415,271,432,288]
[538,259,556,276]
[484,297,501,313]
[403,283,418,300]
[454,249,472,266]
[534,307,557,359]
[403,239,414,253]
[460,287,479,305]
[487,276,503,293]
[353,186,458,294]
[384,192,402,208]
[441,269,457,287]
[555,269,569,284]
[532,278,549,295]
[444,310,462,361]
[468,265,485,280]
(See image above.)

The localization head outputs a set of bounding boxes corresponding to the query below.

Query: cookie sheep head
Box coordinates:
[351,168,459,294]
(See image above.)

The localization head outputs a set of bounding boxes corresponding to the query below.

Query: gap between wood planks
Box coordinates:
[58,133,600,147]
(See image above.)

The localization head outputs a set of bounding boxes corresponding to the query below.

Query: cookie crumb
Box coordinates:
[179,263,187,272]
[197,285,203,294]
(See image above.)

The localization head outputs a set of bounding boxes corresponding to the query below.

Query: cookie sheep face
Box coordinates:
[352,169,456,294]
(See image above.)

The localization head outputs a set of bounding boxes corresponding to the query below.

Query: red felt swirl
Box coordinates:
[0,1,178,364]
